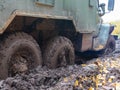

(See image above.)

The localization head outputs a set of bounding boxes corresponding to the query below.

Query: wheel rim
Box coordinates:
[8,47,35,76]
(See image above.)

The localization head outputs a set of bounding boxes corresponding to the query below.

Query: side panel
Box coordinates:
[0,0,68,33]
[0,0,100,34]
[64,0,99,33]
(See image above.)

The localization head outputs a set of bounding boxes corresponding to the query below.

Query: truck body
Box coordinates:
[0,0,115,79]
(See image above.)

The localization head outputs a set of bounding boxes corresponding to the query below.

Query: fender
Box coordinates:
[93,24,113,51]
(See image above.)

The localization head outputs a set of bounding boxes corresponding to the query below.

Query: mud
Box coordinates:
[0,40,120,90]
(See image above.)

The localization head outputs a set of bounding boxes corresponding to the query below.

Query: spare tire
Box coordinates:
[43,36,75,69]
[0,32,42,79]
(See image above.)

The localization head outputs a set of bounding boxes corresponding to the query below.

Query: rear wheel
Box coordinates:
[0,32,42,79]
[43,36,75,69]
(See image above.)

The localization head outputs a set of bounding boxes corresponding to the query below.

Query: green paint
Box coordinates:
[0,0,100,33]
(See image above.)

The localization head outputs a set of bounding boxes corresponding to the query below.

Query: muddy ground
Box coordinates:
[0,40,120,90]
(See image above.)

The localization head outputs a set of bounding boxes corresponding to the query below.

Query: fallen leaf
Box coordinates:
[74,80,79,87]
[103,67,109,73]
[64,77,68,82]
[108,78,113,83]
[81,64,87,67]
[88,86,94,90]
[116,83,120,90]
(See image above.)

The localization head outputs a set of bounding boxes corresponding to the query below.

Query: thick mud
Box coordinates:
[0,64,100,90]
[0,40,120,90]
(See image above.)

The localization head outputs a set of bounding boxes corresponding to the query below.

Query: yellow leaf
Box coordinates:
[81,64,87,67]
[83,76,88,81]
[74,80,79,87]
[94,60,102,67]
[92,76,96,82]
[104,61,111,67]
[96,74,103,87]
[108,78,113,83]
[102,80,106,85]
[79,84,83,88]
[116,83,120,90]
[97,74,105,80]
[88,87,94,90]
[95,75,99,88]
[79,75,82,79]
[64,78,68,82]
[110,76,115,79]
[110,61,118,68]
[99,69,103,73]
[103,67,109,73]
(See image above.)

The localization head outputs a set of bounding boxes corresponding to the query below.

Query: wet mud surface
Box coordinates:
[0,40,120,90]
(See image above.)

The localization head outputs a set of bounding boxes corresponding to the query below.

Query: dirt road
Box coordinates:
[0,40,120,90]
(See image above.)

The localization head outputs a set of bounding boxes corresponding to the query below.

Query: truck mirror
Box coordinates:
[108,0,114,11]
[98,3,106,16]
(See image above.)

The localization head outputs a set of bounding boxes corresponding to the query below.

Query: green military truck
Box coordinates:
[0,0,115,79]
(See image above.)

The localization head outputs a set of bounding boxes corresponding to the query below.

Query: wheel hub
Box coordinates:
[10,55,28,76]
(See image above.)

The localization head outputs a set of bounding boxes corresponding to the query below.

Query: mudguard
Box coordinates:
[93,24,112,51]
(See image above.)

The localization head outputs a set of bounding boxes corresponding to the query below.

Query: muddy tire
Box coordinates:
[0,32,42,79]
[103,35,116,55]
[43,36,75,69]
